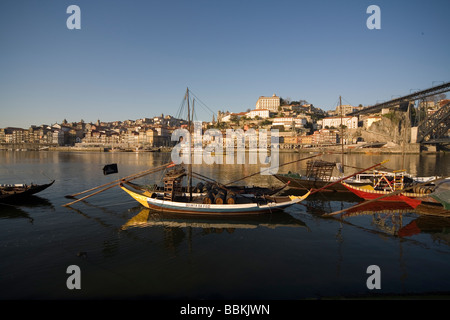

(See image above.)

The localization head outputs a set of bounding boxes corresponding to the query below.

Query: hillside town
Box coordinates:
[1,93,448,152]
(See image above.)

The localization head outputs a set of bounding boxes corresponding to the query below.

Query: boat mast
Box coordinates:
[339,96,344,174]
[186,87,193,201]
[191,98,195,200]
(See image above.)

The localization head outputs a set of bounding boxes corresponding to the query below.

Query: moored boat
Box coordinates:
[120,164,309,215]
[274,172,372,192]
[428,180,450,210]
[120,181,309,216]
[273,160,423,193]
[0,180,55,203]
[340,181,439,208]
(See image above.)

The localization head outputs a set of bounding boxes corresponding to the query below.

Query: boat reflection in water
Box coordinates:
[121,208,309,233]
[0,196,55,224]
[338,200,450,245]
[9,195,55,210]
[341,201,414,236]
[398,215,450,245]
[0,204,33,223]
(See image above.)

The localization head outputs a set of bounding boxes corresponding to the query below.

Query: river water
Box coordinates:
[0,150,449,300]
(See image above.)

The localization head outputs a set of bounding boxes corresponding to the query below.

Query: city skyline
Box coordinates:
[1,0,449,128]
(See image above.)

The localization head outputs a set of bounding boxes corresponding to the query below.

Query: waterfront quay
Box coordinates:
[0,141,440,154]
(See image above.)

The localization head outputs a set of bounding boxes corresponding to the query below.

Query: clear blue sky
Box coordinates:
[1,0,449,128]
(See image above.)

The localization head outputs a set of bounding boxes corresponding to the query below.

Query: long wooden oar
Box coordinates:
[63,168,165,207]
[65,162,172,198]
[63,183,122,207]
[309,160,390,195]
[62,162,173,207]
[225,152,323,186]
[323,176,448,217]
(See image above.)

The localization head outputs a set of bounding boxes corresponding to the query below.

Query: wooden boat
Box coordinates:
[428,180,450,210]
[120,164,309,216]
[0,180,55,202]
[274,160,418,193]
[274,172,370,192]
[120,182,309,215]
[340,181,433,208]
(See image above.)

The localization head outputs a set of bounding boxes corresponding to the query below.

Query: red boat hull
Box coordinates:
[341,182,422,208]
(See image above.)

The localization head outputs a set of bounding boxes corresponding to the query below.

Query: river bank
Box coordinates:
[1,142,447,154]
[37,144,450,154]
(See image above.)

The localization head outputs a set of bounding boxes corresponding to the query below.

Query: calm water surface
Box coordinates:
[0,150,449,299]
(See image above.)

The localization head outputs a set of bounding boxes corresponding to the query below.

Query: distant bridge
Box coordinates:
[349,82,450,146]
[416,100,450,143]
[349,81,450,116]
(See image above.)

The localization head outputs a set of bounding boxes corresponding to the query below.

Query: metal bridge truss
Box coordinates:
[350,82,450,116]
[417,101,450,143]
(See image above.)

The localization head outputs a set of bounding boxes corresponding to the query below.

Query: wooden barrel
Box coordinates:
[214,190,226,204]
[413,186,434,194]
[226,191,236,204]
[203,191,214,204]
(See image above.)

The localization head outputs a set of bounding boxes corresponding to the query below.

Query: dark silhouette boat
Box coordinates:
[0,180,55,203]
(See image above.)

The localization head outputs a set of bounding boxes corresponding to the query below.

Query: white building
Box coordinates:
[255,94,281,112]
[322,116,358,129]
[247,109,273,119]
[221,112,248,122]
[271,117,307,129]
